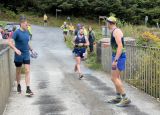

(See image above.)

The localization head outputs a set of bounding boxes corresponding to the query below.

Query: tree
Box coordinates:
[0,0,159,24]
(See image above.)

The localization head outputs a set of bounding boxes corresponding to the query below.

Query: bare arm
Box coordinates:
[60,25,64,29]
[113,29,123,60]
[28,43,33,51]
[7,38,21,55]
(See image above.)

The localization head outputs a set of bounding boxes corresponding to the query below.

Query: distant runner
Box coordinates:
[27,23,32,40]
[74,24,81,36]
[61,22,68,42]
[68,23,75,35]
[43,13,48,26]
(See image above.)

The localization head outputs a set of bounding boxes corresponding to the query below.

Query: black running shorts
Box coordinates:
[14,60,30,67]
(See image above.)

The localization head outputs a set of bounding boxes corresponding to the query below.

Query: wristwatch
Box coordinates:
[114,59,118,62]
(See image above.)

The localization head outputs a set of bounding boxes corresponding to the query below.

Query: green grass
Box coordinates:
[118,22,155,40]
[0,21,7,27]
[85,52,102,70]
[66,35,74,49]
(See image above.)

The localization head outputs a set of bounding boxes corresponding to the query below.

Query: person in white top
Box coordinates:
[0,28,3,40]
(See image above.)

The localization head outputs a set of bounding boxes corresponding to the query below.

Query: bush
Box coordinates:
[137,31,160,47]
[5,10,16,19]
[0,21,7,27]
[0,8,17,20]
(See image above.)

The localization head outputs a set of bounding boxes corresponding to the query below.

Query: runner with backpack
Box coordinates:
[72,28,89,80]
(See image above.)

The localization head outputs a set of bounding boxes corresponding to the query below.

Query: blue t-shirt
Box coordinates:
[13,29,30,62]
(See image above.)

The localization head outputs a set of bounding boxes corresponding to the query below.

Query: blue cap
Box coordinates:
[77,23,81,27]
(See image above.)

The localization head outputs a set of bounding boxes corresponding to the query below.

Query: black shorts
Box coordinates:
[63,31,68,35]
[14,60,30,67]
[44,20,47,23]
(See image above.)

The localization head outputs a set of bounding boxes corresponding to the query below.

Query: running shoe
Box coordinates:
[26,88,34,96]
[116,98,131,107]
[79,74,84,80]
[107,97,122,104]
[17,84,21,93]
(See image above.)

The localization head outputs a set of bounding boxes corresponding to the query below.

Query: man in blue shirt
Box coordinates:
[8,17,33,96]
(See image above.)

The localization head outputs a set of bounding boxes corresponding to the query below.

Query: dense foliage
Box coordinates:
[0,0,160,24]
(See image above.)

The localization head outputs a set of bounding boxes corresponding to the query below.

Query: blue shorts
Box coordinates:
[73,48,86,58]
[14,51,30,62]
[112,53,126,71]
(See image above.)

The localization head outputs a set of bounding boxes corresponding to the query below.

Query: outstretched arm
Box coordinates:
[60,25,64,29]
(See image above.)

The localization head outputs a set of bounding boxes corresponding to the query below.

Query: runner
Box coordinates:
[68,23,75,35]
[72,28,89,80]
[8,16,34,96]
[61,22,68,42]
[27,23,32,40]
[82,25,88,36]
[103,16,131,107]
[0,28,3,40]
[74,23,81,36]
[43,13,48,26]
[88,26,95,54]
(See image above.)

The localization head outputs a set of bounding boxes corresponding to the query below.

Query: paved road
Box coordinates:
[3,25,160,115]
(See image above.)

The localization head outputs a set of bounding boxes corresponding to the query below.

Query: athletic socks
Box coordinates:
[116,93,128,99]
[122,93,127,99]
[27,86,30,90]
[116,93,122,99]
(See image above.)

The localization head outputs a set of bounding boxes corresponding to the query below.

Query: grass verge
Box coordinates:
[85,52,102,70]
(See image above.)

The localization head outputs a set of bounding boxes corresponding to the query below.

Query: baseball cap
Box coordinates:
[107,16,117,23]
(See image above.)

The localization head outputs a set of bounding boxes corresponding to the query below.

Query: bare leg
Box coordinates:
[111,69,125,95]
[16,67,21,84]
[75,56,81,74]
[24,64,30,86]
